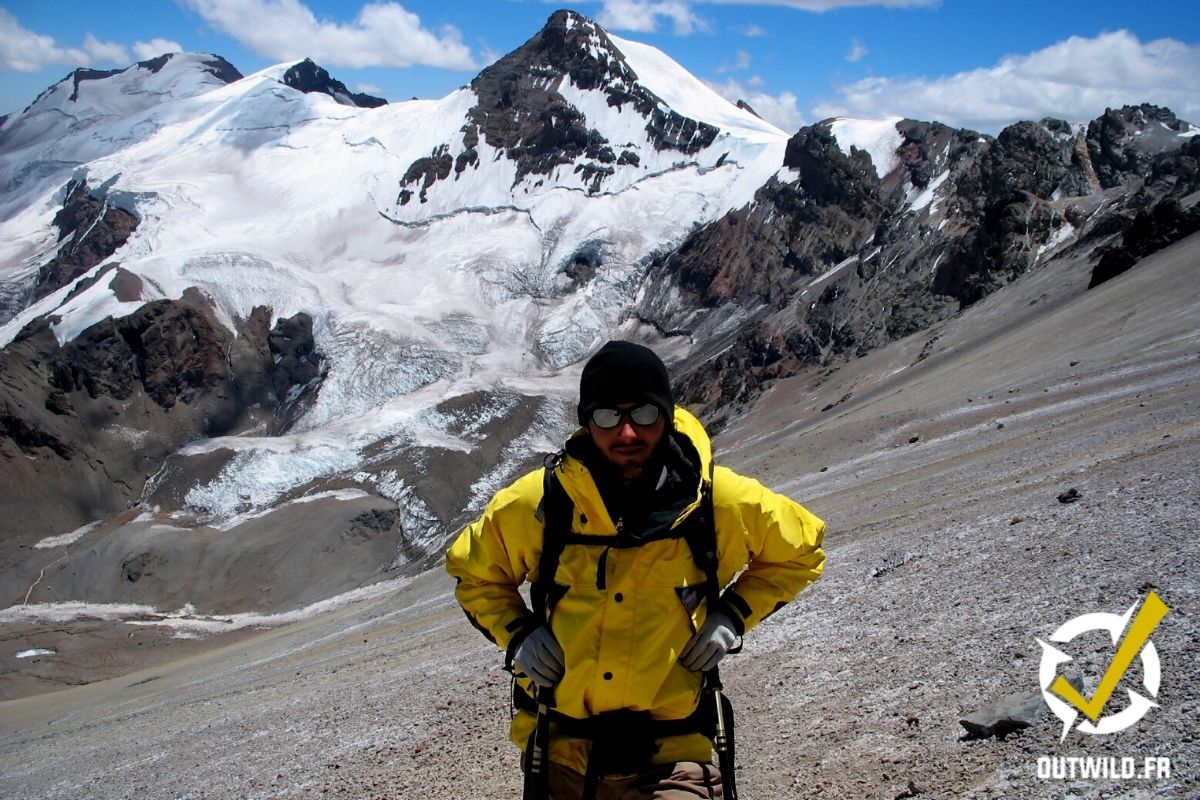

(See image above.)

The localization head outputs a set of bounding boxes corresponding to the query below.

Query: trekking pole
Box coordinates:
[708,672,738,800]
[523,685,554,800]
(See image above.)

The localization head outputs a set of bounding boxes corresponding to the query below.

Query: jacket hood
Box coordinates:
[669,406,713,476]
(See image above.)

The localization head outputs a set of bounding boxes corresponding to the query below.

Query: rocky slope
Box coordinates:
[1,228,1195,800]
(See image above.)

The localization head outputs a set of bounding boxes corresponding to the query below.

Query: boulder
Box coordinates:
[959,690,1046,739]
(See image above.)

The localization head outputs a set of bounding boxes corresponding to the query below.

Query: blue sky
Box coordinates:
[2,1,1198,134]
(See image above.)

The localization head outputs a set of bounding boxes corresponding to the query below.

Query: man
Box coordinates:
[446,340,825,799]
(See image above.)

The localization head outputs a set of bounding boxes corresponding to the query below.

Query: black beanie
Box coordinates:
[577,340,674,425]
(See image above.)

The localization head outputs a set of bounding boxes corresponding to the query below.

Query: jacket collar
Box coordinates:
[557,406,713,537]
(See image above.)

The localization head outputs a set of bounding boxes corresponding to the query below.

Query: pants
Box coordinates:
[548,761,723,800]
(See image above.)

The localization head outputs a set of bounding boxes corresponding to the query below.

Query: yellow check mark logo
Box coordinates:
[1050,591,1169,723]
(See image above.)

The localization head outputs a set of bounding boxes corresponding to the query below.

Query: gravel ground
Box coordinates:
[0,237,1197,799]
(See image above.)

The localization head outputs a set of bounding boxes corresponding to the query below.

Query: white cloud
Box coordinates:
[0,9,130,71]
[81,33,129,65]
[598,0,710,36]
[133,38,184,61]
[356,82,383,95]
[812,30,1200,134]
[600,0,933,36]
[709,0,937,8]
[181,0,476,70]
[846,38,867,63]
[706,76,804,132]
[715,49,752,74]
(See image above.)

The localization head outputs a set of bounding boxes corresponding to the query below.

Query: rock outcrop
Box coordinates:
[959,690,1047,740]
[1086,104,1194,188]
[282,59,386,108]
[34,179,140,302]
[0,292,324,540]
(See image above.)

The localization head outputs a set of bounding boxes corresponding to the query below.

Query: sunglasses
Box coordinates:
[590,404,662,429]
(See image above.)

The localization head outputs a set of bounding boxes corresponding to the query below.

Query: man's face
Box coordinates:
[587,402,667,478]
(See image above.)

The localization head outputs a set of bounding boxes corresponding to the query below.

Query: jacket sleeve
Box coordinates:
[711,465,825,635]
[444,470,544,651]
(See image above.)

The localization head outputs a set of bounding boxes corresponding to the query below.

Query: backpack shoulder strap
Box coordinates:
[683,466,720,607]
[532,458,573,622]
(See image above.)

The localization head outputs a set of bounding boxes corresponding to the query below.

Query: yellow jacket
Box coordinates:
[445,407,825,771]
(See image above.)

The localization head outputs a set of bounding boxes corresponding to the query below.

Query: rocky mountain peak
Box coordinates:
[509,8,637,91]
[1,52,243,157]
[34,53,243,111]
[281,59,386,108]
[192,52,244,85]
[397,9,719,204]
[1086,103,1196,188]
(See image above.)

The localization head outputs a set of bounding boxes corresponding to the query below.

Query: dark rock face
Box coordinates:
[398,146,454,205]
[282,59,386,108]
[928,120,1084,307]
[1087,104,1191,189]
[985,120,1082,198]
[195,54,244,85]
[892,119,989,200]
[399,9,717,200]
[653,122,891,315]
[35,180,140,301]
[1147,132,1200,195]
[783,123,884,212]
[44,296,323,431]
[646,106,1199,422]
[0,295,325,538]
[1090,198,1200,288]
[68,68,122,101]
[268,313,322,393]
[52,298,234,414]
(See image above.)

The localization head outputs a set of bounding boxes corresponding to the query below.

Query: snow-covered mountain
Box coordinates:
[0,10,795,603]
[1,10,1197,623]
